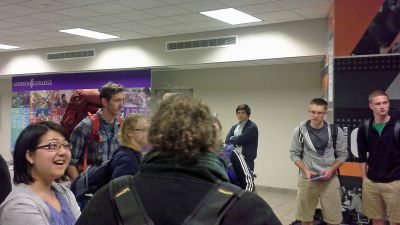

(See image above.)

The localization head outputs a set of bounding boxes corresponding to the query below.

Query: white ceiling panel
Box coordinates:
[178,0,228,12]
[138,18,178,27]
[29,12,75,22]
[114,10,157,21]
[114,0,168,10]
[0,0,331,52]
[83,2,132,14]
[237,2,286,14]
[0,4,41,16]
[19,0,74,11]
[84,15,126,25]
[144,5,192,17]
[54,7,103,18]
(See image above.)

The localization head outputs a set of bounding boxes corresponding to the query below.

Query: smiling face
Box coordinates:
[26,130,71,183]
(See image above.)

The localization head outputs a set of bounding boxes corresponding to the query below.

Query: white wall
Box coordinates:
[0,78,12,161]
[0,19,326,76]
[152,62,321,190]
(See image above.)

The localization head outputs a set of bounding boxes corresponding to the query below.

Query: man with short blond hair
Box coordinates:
[357,90,400,225]
[290,98,348,225]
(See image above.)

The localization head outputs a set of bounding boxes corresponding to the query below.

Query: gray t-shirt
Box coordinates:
[306,121,328,156]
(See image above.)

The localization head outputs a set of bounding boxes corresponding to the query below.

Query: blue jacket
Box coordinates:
[225,120,259,161]
[109,146,142,180]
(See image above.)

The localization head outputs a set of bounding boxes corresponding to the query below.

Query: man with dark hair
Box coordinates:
[290,98,348,225]
[76,95,281,225]
[357,90,400,225]
[225,104,258,172]
[67,82,125,180]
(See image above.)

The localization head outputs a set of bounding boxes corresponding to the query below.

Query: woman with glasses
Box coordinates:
[0,121,80,225]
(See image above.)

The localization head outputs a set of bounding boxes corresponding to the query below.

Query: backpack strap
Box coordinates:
[395,120,400,144]
[109,175,154,225]
[330,124,338,156]
[298,127,304,159]
[82,113,100,171]
[364,119,370,141]
[182,181,245,225]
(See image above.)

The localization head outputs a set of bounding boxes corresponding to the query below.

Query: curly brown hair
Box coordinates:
[149,95,217,161]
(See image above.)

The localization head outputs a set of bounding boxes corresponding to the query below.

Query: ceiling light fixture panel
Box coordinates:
[199,8,262,25]
[59,28,119,40]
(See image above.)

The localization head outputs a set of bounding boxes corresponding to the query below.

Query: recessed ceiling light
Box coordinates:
[0,44,20,49]
[199,8,262,25]
[59,28,119,40]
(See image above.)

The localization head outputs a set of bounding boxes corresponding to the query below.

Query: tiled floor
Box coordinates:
[257,186,297,225]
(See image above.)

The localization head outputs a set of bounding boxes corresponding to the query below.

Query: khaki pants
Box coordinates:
[362,178,400,223]
[296,176,342,224]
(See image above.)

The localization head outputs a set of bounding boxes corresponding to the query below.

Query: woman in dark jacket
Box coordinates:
[76,95,281,225]
[0,153,11,204]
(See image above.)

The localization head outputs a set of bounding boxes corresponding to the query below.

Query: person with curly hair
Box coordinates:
[76,95,281,225]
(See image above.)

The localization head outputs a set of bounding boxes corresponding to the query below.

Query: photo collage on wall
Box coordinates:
[11,70,151,151]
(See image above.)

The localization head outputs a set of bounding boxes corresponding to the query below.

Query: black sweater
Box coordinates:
[357,118,400,182]
[0,154,11,204]
[76,163,281,225]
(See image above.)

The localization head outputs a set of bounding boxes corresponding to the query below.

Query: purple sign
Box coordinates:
[12,70,151,92]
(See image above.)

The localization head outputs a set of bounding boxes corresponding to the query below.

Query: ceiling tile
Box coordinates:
[138,18,178,27]
[167,13,209,23]
[85,24,123,33]
[178,0,228,12]
[3,16,47,26]
[216,0,274,7]
[0,29,24,36]
[58,19,99,27]
[160,0,200,4]
[12,26,46,34]
[29,12,75,22]
[114,10,157,21]
[237,2,286,14]
[0,21,19,29]
[83,2,131,14]
[294,5,330,18]
[189,19,228,28]
[255,10,304,21]
[110,30,148,39]
[84,15,126,24]
[0,4,41,16]
[53,0,109,7]
[162,24,200,32]
[114,0,167,9]
[32,22,69,31]
[18,0,74,11]
[136,27,168,35]
[111,21,148,30]
[144,5,191,17]
[0,11,15,19]
[276,0,330,10]
[54,7,102,18]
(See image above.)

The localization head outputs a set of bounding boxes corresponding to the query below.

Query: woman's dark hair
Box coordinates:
[13,121,69,184]
[149,95,217,161]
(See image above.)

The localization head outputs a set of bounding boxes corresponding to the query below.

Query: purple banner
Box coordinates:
[12,70,151,92]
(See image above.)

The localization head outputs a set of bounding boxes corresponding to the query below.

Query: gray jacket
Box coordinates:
[290,120,348,178]
[0,183,80,225]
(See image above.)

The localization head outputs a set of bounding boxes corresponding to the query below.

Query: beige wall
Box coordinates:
[0,78,12,161]
[152,62,321,190]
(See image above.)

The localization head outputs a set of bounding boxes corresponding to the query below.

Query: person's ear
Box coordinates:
[101,97,108,107]
[25,150,34,165]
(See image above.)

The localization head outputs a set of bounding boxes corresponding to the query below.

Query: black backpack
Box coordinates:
[71,149,123,200]
[363,119,400,143]
[109,175,245,225]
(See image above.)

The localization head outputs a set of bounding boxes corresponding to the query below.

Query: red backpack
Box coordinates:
[61,90,123,171]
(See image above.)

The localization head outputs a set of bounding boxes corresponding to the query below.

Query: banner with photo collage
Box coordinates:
[11,70,151,152]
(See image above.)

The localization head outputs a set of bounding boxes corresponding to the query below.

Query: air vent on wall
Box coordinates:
[46,49,95,61]
[166,36,237,51]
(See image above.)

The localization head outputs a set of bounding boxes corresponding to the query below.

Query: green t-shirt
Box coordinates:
[373,122,386,135]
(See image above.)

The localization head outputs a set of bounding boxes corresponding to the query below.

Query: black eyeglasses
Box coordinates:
[35,142,71,152]
[308,110,326,116]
